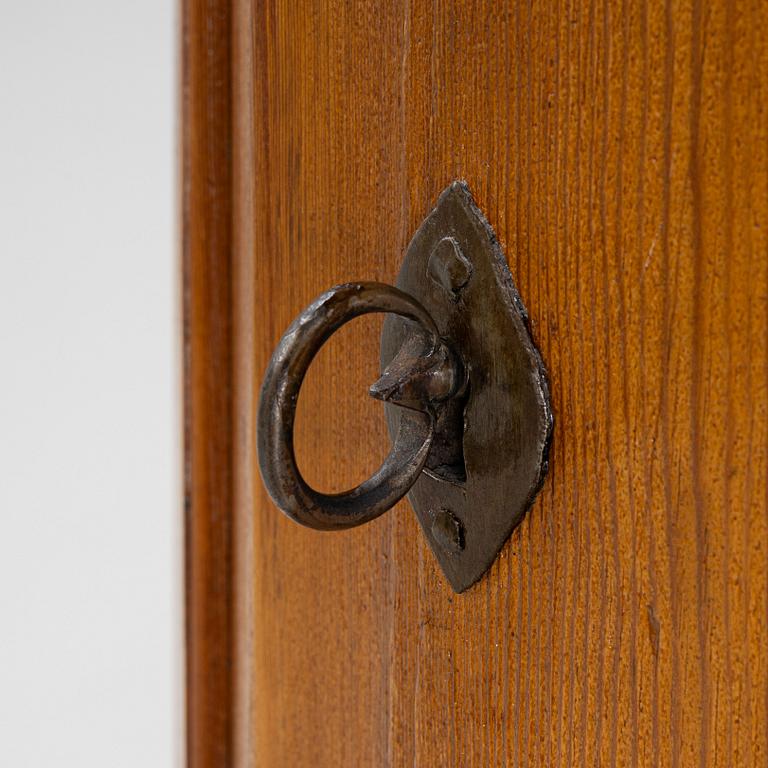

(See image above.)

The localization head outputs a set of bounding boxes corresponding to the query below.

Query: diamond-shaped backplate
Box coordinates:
[381,182,553,592]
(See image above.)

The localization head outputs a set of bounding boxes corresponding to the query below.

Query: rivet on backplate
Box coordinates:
[430,509,465,554]
[427,237,472,296]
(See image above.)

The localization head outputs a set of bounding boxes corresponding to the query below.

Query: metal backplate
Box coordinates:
[381,182,553,592]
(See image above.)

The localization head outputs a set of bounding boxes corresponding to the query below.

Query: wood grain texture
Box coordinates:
[189,0,768,765]
[182,0,235,766]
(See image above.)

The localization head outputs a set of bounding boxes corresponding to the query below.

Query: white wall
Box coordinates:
[0,2,178,765]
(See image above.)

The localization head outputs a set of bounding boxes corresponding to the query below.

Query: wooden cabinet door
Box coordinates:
[183,1,768,766]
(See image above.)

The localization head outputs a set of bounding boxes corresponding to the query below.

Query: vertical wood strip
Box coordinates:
[182,0,235,765]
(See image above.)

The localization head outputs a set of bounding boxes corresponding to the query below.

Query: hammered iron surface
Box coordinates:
[381,182,553,592]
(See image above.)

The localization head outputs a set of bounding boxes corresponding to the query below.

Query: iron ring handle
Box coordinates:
[257,281,456,531]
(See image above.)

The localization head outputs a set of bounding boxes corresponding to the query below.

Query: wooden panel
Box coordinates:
[187,0,768,765]
[182,1,235,766]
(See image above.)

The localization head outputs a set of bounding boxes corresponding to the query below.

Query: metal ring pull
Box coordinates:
[257,282,463,531]
[256,184,553,591]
